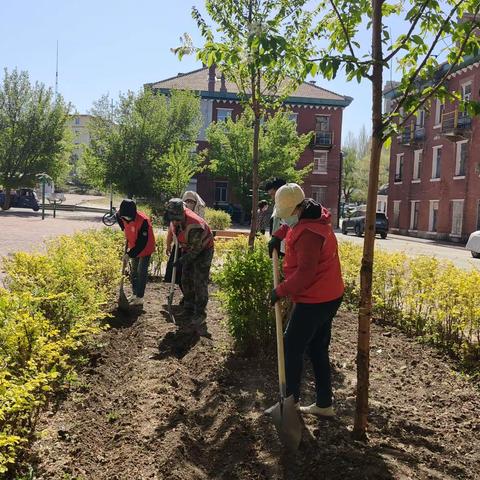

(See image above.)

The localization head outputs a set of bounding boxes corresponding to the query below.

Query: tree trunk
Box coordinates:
[248,109,260,248]
[353,0,384,441]
[1,187,12,210]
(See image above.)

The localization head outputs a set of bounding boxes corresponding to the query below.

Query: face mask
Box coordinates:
[284,215,299,228]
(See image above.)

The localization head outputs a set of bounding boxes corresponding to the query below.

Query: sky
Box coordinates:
[0,0,376,140]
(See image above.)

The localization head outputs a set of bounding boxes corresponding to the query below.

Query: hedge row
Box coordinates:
[0,229,123,474]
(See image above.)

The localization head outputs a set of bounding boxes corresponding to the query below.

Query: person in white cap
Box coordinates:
[268,183,344,417]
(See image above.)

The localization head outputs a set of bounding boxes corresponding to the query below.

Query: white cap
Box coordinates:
[274,183,305,219]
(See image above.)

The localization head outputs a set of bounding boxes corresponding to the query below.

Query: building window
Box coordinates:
[74,117,80,125]
[215,182,228,203]
[413,150,423,181]
[416,109,425,128]
[216,108,233,122]
[288,113,298,124]
[393,201,401,228]
[313,151,328,174]
[451,200,464,235]
[429,200,439,232]
[410,200,420,230]
[434,99,444,126]
[311,185,327,204]
[432,146,442,179]
[315,115,329,132]
[455,140,468,177]
[395,153,404,182]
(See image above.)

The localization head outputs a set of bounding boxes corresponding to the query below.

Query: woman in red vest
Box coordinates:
[269,183,344,417]
[117,199,156,308]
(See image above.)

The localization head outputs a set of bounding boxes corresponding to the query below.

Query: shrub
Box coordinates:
[205,207,232,230]
[0,228,122,474]
[213,236,275,351]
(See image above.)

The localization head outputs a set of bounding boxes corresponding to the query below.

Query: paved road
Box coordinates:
[336,231,480,271]
[0,208,105,264]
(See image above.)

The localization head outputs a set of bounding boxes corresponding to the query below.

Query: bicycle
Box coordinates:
[102,206,118,226]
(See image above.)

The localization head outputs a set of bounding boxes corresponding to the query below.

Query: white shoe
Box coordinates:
[299,403,335,417]
[130,296,144,307]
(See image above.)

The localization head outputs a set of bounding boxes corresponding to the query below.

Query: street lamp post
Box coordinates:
[36,173,52,220]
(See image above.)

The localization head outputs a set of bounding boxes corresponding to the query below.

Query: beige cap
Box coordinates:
[274,183,305,219]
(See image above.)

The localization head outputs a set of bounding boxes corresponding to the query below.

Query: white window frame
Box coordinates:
[416,109,425,128]
[410,200,420,231]
[393,200,401,228]
[214,181,228,203]
[431,146,442,180]
[428,200,439,233]
[288,112,298,125]
[451,199,464,236]
[313,150,328,174]
[461,81,472,102]
[311,185,327,204]
[216,108,233,122]
[395,153,404,183]
[412,149,423,182]
[434,98,444,128]
[454,140,468,178]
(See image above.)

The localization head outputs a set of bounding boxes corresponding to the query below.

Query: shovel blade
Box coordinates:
[118,280,130,312]
[266,395,302,450]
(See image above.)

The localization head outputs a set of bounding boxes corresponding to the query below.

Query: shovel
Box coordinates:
[167,235,179,324]
[118,241,130,311]
[265,249,302,450]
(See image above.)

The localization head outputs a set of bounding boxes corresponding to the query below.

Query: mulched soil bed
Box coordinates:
[25,283,480,480]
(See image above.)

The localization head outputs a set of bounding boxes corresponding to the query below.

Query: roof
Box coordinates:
[146,67,352,107]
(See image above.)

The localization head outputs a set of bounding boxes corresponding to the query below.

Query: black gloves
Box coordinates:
[268,236,281,258]
[270,288,280,306]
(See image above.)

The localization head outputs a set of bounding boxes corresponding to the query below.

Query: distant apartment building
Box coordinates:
[68,114,92,180]
[146,66,352,224]
[384,53,480,242]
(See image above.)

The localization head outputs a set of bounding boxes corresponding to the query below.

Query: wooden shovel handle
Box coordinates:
[272,250,287,398]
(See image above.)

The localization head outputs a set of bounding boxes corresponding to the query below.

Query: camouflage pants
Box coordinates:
[181,247,214,320]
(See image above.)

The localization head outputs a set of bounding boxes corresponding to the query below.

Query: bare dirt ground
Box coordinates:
[26,283,480,480]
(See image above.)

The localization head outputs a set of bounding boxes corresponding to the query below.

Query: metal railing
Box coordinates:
[441,110,472,132]
[314,131,333,147]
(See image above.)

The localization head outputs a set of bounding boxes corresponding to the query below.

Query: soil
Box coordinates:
[26,283,480,480]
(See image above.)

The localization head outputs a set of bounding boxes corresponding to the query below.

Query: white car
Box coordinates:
[466,231,480,258]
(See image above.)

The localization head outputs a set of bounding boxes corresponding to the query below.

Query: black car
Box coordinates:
[342,210,389,239]
[0,188,40,211]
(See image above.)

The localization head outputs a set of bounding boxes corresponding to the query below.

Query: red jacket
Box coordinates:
[123,211,156,257]
[177,208,214,252]
[275,207,344,303]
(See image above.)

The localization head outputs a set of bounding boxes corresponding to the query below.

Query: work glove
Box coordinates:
[270,288,280,306]
[268,236,281,258]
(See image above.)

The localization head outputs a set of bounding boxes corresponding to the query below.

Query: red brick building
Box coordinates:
[146,66,352,224]
[384,54,480,242]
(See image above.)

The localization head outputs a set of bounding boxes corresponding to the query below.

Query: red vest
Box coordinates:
[177,208,214,251]
[125,211,156,257]
[283,219,344,303]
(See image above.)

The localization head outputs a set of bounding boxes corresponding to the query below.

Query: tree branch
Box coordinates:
[328,0,357,60]
[384,0,431,63]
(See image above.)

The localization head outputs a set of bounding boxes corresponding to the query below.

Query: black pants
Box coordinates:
[284,297,343,407]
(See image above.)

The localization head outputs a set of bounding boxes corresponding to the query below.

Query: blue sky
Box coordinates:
[1,0,374,139]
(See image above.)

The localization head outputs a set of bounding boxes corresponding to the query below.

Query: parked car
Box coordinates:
[342,210,389,239]
[466,231,480,258]
[0,188,40,211]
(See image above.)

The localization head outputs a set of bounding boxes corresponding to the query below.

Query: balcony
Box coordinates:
[440,110,471,141]
[313,131,334,148]
[398,123,425,146]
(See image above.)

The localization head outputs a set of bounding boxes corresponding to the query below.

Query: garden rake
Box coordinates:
[265,249,302,450]
[167,235,179,324]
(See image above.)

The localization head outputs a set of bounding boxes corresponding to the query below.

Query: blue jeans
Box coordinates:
[284,297,342,407]
[130,255,151,298]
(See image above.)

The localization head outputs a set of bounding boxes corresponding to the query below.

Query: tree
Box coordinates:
[175,0,317,246]
[0,68,72,209]
[206,108,312,215]
[85,89,202,202]
[313,0,480,439]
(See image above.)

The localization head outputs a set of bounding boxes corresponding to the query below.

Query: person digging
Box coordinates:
[269,183,344,417]
[116,199,156,308]
[164,198,214,337]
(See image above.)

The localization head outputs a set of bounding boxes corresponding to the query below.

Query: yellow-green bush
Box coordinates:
[0,228,122,475]
[205,207,232,230]
[338,241,480,363]
[213,236,275,351]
